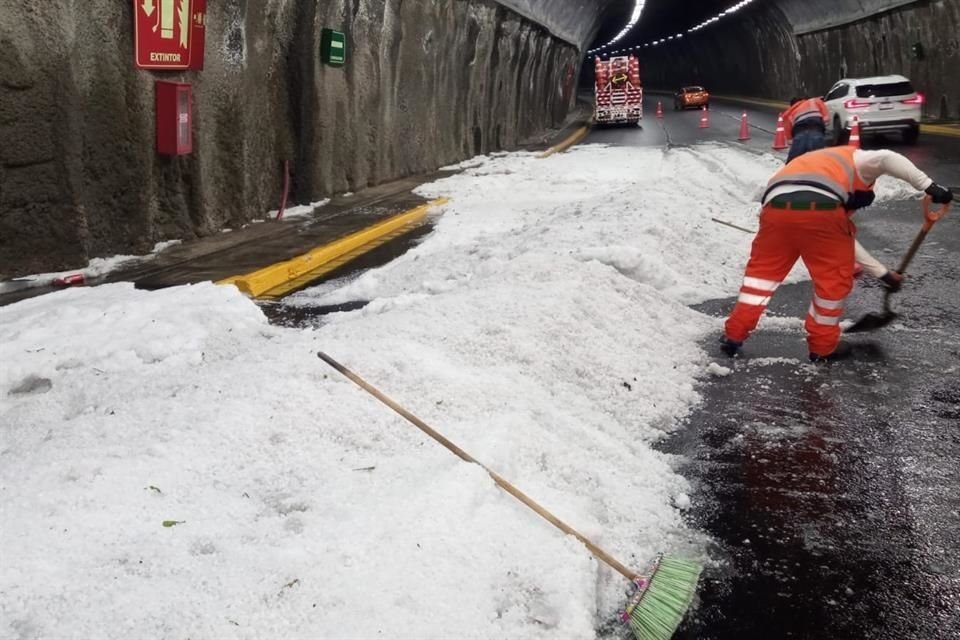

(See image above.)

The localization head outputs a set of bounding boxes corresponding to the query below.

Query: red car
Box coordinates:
[674,86,710,110]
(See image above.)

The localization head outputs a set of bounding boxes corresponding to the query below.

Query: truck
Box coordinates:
[593,55,643,126]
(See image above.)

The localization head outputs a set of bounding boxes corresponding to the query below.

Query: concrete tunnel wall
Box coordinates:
[640,0,960,122]
[0,0,598,278]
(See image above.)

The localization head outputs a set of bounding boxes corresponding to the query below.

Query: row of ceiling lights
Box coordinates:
[589,0,647,54]
[587,0,756,56]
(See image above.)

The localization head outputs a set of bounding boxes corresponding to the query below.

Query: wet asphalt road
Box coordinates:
[673,247,960,639]
[602,96,960,639]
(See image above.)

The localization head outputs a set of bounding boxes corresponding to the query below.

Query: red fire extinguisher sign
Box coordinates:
[134,0,200,70]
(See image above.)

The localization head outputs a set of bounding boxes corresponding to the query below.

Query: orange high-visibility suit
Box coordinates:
[724,146,933,357]
[782,97,829,139]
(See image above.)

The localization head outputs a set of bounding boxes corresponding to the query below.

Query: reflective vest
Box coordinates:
[786,98,827,129]
[763,146,874,203]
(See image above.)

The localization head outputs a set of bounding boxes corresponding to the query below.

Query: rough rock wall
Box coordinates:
[639,0,959,120]
[779,0,917,34]
[291,0,578,201]
[0,1,578,277]
[494,0,616,48]
[640,3,799,99]
[794,1,960,120]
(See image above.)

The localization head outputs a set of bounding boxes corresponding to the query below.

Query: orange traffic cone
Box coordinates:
[738,112,750,141]
[656,101,663,119]
[849,115,861,148]
[772,113,788,150]
[699,106,709,128]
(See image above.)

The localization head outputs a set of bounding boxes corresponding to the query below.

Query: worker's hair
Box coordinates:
[789,96,804,106]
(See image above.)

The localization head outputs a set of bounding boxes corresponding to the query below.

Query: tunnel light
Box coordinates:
[588,0,647,54]
[638,0,756,45]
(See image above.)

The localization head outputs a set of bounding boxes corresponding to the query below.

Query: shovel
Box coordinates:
[846,196,950,333]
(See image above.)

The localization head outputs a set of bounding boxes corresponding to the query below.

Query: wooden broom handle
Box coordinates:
[318,352,640,582]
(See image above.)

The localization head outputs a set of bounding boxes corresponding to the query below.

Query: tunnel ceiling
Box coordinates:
[591,0,742,50]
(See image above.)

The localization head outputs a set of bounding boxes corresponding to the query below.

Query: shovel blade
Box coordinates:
[845,311,898,334]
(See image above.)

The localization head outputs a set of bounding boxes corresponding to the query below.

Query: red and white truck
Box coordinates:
[593,55,643,125]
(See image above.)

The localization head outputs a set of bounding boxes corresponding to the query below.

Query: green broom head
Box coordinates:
[622,554,703,640]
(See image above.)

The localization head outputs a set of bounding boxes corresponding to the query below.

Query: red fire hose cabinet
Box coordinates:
[155,81,193,155]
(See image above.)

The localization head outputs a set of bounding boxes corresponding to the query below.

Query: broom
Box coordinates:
[318,352,702,640]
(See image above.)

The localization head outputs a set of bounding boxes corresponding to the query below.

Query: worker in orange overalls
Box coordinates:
[782,96,830,163]
[782,100,901,292]
[720,146,953,362]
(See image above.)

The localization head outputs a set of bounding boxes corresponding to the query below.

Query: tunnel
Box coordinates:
[4,2,960,639]
[590,0,959,118]
[0,1,957,275]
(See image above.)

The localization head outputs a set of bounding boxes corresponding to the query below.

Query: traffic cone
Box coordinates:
[656,101,663,119]
[849,115,861,148]
[772,113,788,150]
[738,112,750,141]
[699,106,709,128]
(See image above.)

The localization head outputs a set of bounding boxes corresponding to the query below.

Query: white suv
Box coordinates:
[823,75,923,145]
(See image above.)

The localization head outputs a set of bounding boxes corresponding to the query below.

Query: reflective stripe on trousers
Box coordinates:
[807,292,847,328]
[737,276,781,307]
[724,206,856,356]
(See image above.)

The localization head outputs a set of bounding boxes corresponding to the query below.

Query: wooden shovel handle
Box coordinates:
[318,352,641,582]
[895,197,950,274]
[883,197,950,312]
[923,195,951,227]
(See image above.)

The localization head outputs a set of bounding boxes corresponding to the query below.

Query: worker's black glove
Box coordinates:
[846,190,875,210]
[925,182,954,204]
[880,270,903,292]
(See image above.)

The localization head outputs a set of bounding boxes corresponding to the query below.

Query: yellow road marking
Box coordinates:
[712,94,789,110]
[540,125,590,158]
[218,198,449,299]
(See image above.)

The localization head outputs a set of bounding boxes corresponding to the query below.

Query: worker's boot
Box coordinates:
[719,336,742,357]
[809,341,853,363]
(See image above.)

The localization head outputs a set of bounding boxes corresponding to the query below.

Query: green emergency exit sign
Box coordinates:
[321,29,346,66]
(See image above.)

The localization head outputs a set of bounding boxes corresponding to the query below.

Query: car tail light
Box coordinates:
[902,93,924,105]
[843,98,872,109]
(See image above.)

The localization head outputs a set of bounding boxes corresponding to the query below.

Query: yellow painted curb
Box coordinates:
[539,125,589,158]
[219,198,449,299]
[921,123,960,138]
